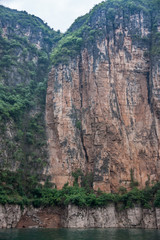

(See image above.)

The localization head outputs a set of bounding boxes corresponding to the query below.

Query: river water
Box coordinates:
[0,229,160,240]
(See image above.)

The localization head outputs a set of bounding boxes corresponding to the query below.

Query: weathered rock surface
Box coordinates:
[1,204,160,229]
[0,204,22,228]
[63,204,117,228]
[46,5,160,192]
[63,205,159,229]
[0,205,65,229]
[16,206,64,229]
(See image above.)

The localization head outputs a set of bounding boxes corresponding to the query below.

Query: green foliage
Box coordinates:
[0,5,62,50]
[72,169,83,185]
[0,84,31,120]
[118,186,127,195]
[119,187,151,209]
[81,172,94,191]
[130,168,139,188]
[0,5,57,175]
[51,35,83,65]
[72,170,93,191]
[0,0,160,211]
[0,169,41,206]
[50,0,160,66]
[154,190,160,207]
[1,169,160,209]
[150,22,160,56]
[75,120,81,130]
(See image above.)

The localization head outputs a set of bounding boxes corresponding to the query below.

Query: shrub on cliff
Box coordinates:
[1,168,160,209]
[154,190,160,208]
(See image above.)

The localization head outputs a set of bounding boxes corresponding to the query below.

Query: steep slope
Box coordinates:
[0,5,61,181]
[47,0,160,192]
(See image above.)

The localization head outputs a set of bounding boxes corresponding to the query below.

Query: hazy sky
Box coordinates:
[0,0,103,32]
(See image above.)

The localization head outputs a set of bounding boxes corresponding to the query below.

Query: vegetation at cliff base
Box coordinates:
[0,169,160,209]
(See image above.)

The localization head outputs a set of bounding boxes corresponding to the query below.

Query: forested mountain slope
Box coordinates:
[0,5,61,183]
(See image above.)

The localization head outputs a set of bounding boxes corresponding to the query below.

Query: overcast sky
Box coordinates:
[0,0,103,32]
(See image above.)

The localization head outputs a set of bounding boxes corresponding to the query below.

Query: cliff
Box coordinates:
[47,0,160,192]
[1,204,160,229]
[1,0,160,215]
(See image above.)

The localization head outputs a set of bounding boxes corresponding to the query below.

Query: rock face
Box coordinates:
[46,2,160,192]
[63,204,117,228]
[0,204,22,228]
[16,206,64,229]
[64,204,159,229]
[1,204,160,229]
[0,205,65,229]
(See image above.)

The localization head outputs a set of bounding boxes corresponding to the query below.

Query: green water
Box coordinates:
[0,229,160,240]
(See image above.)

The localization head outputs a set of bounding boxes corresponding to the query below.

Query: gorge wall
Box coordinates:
[46,0,160,192]
[1,204,160,229]
[1,0,160,203]
[1,0,160,230]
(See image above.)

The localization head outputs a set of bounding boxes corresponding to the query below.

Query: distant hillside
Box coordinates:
[0,5,61,180]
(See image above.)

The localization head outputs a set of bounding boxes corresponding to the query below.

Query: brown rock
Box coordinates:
[46,11,160,192]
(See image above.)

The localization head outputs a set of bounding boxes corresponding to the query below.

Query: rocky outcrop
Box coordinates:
[0,204,22,228]
[0,205,64,229]
[46,3,160,192]
[1,204,160,229]
[64,204,159,229]
[16,206,64,229]
[63,204,118,228]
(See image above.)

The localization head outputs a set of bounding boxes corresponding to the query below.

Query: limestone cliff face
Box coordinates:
[46,3,160,191]
[1,204,160,229]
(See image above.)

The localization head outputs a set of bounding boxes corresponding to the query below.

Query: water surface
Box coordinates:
[0,228,160,240]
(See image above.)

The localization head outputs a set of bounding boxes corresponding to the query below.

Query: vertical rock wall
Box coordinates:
[1,204,160,229]
[46,9,160,192]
